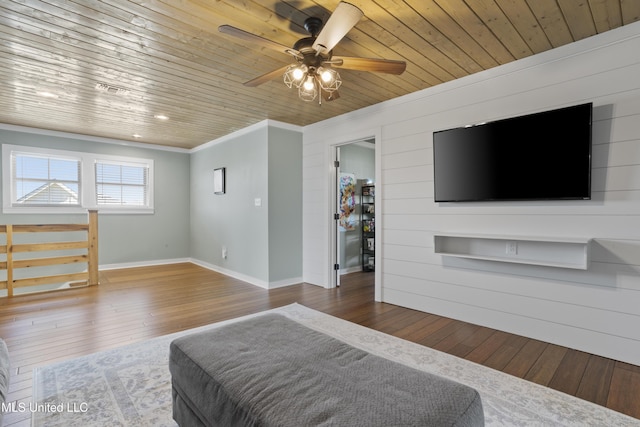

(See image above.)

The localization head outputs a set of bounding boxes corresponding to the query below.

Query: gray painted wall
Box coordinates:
[0,128,191,266]
[190,126,269,281]
[0,122,301,289]
[268,127,302,284]
[190,124,302,287]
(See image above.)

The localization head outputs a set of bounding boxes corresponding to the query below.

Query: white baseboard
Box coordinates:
[188,259,302,290]
[99,258,303,290]
[99,258,192,270]
[340,265,363,275]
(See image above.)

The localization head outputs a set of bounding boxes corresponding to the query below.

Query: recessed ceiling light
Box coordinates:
[37,91,58,98]
[132,134,142,138]
[154,114,169,120]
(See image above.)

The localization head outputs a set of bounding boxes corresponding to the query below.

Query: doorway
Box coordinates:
[334,139,376,288]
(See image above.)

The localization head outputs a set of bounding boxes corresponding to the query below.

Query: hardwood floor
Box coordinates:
[1,263,639,425]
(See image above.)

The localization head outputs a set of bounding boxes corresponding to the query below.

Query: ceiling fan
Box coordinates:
[218,2,406,103]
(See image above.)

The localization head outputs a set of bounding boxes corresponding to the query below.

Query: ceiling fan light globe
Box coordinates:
[318,68,341,92]
[319,67,334,83]
[303,76,316,91]
[298,79,318,102]
[284,64,307,88]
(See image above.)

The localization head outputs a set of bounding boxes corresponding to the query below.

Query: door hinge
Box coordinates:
[334,160,340,168]
[334,213,339,220]
[334,263,340,270]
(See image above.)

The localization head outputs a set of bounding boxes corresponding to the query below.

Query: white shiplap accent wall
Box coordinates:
[302,21,640,366]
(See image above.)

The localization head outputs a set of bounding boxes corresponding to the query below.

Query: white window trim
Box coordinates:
[2,144,154,214]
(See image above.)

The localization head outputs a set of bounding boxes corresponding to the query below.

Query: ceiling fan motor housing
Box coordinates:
[303,17,323,37]
[293,37,331,70]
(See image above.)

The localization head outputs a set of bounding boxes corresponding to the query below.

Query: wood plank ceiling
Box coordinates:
[0,1,638,149]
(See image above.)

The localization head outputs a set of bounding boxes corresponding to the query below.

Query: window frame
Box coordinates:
[2,144,154,214]
[95,158,152,209]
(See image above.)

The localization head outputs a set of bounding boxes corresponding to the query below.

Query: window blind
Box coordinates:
[12,153,81,206]
[95,161,149,206]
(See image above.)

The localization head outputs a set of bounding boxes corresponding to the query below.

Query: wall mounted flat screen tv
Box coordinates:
[433,103,592,202]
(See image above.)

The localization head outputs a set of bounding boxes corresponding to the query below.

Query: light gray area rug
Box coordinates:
[32,303,640,426]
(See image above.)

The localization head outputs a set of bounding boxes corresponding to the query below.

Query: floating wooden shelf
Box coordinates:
[433,233,591,270]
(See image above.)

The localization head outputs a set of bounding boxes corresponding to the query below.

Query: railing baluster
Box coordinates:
[1,210,99,297]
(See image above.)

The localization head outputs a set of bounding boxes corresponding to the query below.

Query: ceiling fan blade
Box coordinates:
[312,2,363,54]
[244,65,290,87]
[332,56,406,74]
[321,89,340,102]
[219,25,299,57]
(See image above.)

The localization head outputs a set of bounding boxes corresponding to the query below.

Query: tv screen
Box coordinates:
[433,103,592,202]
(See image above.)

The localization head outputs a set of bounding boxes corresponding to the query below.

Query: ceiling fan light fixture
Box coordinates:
[284,64,307,88]
[298,77,318,102]
[317,67,341,92]
[221,1,406,104]
[303,75,315,91]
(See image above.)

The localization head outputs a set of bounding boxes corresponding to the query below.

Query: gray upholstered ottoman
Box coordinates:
[169,313,484,427]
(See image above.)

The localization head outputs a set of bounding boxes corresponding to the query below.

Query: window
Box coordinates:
[2,144,154,214]
[12,153,81,206]
[96,161,149,207]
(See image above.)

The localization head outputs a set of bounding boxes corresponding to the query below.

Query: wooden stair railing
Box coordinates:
[0,210,98,297]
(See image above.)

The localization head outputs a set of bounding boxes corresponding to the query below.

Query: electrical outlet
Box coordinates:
[506,241,518,255]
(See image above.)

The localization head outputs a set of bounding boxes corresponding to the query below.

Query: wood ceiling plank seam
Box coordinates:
[0,79,309,143]
[494,0,554,54]
[344,26,450,89]
[526,0,574,48]
[12,0,260,87]
[0,107,248,148]
[586,0,623,33]
[357,0,472,79]
[9,0,152,56]
[66,0,295,76]
[350,18,454,84]
[398,0,498,71]
[116,0,303,50]
[19,0,324,110]
[182,0,302,48]
[373,0,485,75]
[0,42,290,120]
[55,0,135,23]
[0,82,350,127]
[465,0,535,60]
[557,0,598,41]
[0,118,198,148]
[0,55,201,115]
[432,0,516,64]
[0,15,222,95]
[0,8,52,39]
[0,26,321,121]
